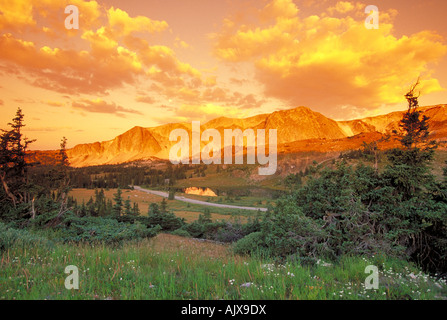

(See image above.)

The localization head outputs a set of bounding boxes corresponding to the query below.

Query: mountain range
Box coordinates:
[29,104,447,167]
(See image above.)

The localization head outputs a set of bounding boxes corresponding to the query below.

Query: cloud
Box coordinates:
[0,0,103,35]
[135,95,156,104]
[327,1,355,15]
[23,126,71,132]
[13,97,35,104]
[107,7,169,36]
[229,77,248,85]
[149,76,265,111]
[71,98,143,117]
[0,0,203,97]
[0,31,143,95]
[231,92,265,109]
[0,0,270,118]
[174,37,190,49]
[43,100,65,107]
[213,0,447,118]
[162,103,250,124]
[0,0,36,32]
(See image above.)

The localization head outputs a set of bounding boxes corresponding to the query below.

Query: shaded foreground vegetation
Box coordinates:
[1,233,446,300]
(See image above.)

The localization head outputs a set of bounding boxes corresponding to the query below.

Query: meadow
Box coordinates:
[1,233,446,300]
[69,188,261,223]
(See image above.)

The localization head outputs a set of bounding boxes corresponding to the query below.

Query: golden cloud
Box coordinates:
[0,0,202,98]
[163,103,250,124]
[72,98,143,117]
[135,95,156,104]
[44,100,65,107]
[107,7,169,36]
[0,0,36,32]
[213,0,447,118]
[327,1,355,14]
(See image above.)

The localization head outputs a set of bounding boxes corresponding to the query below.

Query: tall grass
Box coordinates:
[1,234,446,300]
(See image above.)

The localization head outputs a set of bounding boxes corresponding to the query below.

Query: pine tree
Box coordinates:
[132,202,140,216]
[55,137,71,218]
[386,80,437,200]
[106,198,113,215]
[383,80,446,273]
[112,188,123,217]
[95,189,105,206]
[148,202,160,215]
[398,81,433,151]
[0,108,35,209]
[160,198,168,214]
[86,196,96,216]
[124,197,132,216]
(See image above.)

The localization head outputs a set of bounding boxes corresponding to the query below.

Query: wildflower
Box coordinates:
[316,259,332,267]
[240,282,253,288]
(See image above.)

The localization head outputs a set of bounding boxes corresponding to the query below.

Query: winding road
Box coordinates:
[132,186,268,212]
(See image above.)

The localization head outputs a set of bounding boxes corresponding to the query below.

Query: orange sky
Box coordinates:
[1,0,446,150]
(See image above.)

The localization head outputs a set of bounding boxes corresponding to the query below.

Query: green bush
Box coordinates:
[213,222,245,243]
[182,222,205,238]
[0,222,54,252]
[260,199,330,259]
[233,232,265,255]
[55,216,161,245]
[170,229,191,238]
[117,212,185,232]
[178,217,262,243]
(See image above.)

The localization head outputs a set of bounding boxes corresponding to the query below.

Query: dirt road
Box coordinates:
[132,186,268,212]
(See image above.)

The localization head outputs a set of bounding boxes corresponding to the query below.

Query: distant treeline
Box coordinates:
[28,162,198,189]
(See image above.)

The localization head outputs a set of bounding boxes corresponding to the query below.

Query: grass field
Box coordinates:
[178,192,275,208]
[1,233,446,300]
[69,188,256,223]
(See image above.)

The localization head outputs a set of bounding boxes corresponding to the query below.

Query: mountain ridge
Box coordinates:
[50,104,447,167]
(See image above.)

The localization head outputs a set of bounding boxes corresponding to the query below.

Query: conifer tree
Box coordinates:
[148,202,160,215]
[112,187,123,217]
[160,198,168,214]
[132,202,140,216]
[55,137,71,218]
[0,108,35,215]
[386,80,437,200]
[124,197,132,216]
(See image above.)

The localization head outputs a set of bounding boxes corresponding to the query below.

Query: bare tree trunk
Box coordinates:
[0,171,17,207]
[374,149,378,172]
[57,191,68,218]
[31,197,36,219]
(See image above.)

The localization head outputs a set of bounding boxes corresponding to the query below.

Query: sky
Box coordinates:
[0,0,446,150]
